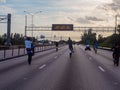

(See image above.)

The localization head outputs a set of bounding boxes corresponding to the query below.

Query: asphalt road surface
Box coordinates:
[0,45,120,90]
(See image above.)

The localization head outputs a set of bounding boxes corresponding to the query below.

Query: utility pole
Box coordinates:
[0,14,11,46]
[115,15,117,34]
[24,11,42,40]
[24,15,27,38]
[7,13,11,46]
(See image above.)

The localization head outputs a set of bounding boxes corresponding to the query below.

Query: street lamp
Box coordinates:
[115,14,120,34]
[24,11,42,39]
[115,15,117,34]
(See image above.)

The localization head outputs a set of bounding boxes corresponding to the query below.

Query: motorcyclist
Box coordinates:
[68,37,73,58]
[111,42,120,66]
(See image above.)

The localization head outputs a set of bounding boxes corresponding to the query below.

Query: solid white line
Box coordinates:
[39,64,46,69]
[98,66,105,72]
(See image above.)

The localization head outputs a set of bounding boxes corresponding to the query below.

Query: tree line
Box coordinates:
[81,28,120,48]
[1,28,120,47]
[0,33,24,45]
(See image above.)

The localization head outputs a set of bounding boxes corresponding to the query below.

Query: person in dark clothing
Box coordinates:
[85,39,91,51]
[85,44,91,51]
[111,42,120,66]
[68,37,73,58]
[31,42,35,56]
[93,40,98,53]
[68,37,73,50]
[55,42,59,51]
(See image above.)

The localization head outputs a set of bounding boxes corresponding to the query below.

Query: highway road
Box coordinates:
[0,45,120,90]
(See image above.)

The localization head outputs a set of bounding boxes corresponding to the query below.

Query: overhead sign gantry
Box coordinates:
[52,24,73,31]
[0,14,11,46]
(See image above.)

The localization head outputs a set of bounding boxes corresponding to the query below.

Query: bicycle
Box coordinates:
[69,48,73,58]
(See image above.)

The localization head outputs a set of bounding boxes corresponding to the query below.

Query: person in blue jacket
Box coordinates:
[25,37,33,65]
[111,42,120,66]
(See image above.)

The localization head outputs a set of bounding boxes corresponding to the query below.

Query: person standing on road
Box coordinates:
[25,37,33,65]
[31,42,35,56]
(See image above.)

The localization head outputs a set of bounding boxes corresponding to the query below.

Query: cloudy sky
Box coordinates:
[0,0,120,40]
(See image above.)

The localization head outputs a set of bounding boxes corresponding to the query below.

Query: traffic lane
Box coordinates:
[0,48,57,74]
[79,45,120,84]
[16,46,120,90]
[58,46,120,90]
[0,46,67,90]
[79,45,116,73]
[80,44,113,60]
[98,49,113,59]
[1,47,70,90]
[1,45,119,90]
[0,45,66,72]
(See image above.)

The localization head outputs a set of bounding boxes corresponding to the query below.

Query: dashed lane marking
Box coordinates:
[39,64,46,70]
[54,56,58,59]
[114,82,118,85]
[24,78,27,80]
[89,57,92,60]
[98,66,105,72]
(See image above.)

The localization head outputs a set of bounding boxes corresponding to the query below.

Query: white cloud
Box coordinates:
[0,0,115,38]
[76,17,92,24]
[0,5,16,14]
[99,0,120,14]
[0,0,6,3]
[85,16,104,21]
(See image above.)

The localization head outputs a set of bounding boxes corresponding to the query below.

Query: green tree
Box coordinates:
[81,28,96,45]
[98,34,104,43]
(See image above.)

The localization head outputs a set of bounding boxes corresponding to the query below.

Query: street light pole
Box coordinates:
[31,15,33,40]
[115,15,117,34]
[24,11,42,40]
[25,15,27,38]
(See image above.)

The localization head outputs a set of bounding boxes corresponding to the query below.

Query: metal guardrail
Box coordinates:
[98,47,112,51]
[82,44,112,51]
[0,44,61,61]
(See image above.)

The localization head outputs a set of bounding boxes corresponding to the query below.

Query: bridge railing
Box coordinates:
[0,44,63,61]
[98,46,112,51]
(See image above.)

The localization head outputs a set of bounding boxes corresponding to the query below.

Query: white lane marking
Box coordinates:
[114,82,118,85]
[98,66,105,72]
[24,77,27,80]
[89,57,92,60]
[54,56,58,59]
[39,64,46,69]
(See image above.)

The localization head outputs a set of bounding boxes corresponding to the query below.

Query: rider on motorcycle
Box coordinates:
[111,42,120,66]
[68,37,73,58]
